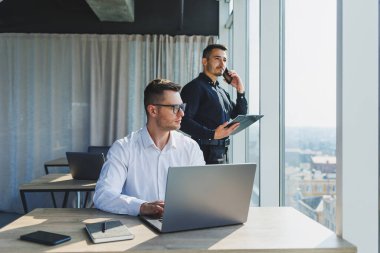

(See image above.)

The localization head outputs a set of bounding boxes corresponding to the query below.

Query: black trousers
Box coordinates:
[199,145,228,164]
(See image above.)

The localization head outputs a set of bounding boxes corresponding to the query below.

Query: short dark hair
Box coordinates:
[144,79,182,113]
[202,44,228,59]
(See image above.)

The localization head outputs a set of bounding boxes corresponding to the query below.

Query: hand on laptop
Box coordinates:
[140,200,165,217]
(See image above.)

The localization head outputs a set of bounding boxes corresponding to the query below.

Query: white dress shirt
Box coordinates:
[93,126,205,216]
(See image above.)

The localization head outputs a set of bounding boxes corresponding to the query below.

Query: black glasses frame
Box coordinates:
[153,103,186,114]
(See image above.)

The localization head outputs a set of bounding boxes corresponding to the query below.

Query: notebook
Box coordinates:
[20,231,71,246]
[140,163,256,233]
[66,152,105,180]
[85,220,134,244]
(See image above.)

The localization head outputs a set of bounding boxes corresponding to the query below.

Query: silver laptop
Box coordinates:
[66,152,105,180]
[140,163,256,233]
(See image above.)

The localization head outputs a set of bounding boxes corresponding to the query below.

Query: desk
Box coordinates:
[44,157,69,207]
[44,157,69,174]
[0,207,356,253]
[19,174,96,214]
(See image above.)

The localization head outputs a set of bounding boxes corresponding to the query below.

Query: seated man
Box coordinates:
[93,79,205,217]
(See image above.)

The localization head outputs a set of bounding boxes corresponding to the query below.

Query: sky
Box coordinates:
[284,0,337,128]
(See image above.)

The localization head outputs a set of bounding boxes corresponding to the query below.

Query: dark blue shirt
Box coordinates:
[180,73,248,140]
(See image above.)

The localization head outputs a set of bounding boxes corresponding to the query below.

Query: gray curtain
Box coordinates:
[0,33,216,213]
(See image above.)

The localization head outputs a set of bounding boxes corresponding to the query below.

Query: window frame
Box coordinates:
[220,0,379,251]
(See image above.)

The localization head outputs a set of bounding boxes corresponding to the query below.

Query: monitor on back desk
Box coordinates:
[66,152,105,180]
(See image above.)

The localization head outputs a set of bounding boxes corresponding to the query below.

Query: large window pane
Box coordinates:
[283,0,337,230]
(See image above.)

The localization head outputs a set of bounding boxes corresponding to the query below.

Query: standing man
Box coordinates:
[180,44,248,164]
[94,79,205,217]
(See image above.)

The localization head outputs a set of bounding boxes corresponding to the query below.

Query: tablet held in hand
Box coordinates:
[225,115,264,135]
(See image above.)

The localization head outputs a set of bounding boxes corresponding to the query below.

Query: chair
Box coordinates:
[87,146,110,157]
[84,146,110,207]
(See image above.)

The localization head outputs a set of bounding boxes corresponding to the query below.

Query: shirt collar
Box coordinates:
[199,72,219,87]
[141,126,155,149]
[141,125,177,151]
[166,132,177,150]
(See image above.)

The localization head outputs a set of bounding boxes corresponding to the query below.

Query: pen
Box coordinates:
[102,222,107,233]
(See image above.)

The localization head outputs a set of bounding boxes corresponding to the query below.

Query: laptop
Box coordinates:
[140,163,256,233]
[66,152,105,180]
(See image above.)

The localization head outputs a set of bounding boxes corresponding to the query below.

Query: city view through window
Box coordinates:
[283,0,337,231]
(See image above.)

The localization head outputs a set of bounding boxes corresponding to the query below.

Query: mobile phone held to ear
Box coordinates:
[223,67,233,84]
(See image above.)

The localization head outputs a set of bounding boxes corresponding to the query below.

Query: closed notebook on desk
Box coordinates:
[20,230,71,246]
[85,221,134,244]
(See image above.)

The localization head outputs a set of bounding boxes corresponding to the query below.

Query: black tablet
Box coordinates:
[20,230,71,246]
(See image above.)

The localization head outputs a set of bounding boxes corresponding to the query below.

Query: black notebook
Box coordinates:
[20,231,71,246]
[85,220,134,244]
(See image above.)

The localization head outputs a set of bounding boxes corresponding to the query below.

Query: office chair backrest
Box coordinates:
[87,146,110,158]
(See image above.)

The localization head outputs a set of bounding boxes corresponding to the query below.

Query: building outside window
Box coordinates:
[282,0,337,231]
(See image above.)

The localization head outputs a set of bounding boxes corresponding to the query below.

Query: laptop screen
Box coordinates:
[141,163,256,233]
[66,152,105,180]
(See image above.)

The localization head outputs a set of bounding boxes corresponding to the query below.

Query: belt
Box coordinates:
[197,138,230,147]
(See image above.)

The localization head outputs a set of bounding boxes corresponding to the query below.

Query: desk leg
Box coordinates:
[76,192,81,208]
[62,192,69,208]
[44,165,57,207]
[50,192,57,208]
[20,190,28,214]
[83,192,89,208]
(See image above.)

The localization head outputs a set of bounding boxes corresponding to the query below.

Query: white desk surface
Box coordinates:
[0,207,356,253]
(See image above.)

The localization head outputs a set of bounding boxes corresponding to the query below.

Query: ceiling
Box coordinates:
[85,0,135,22]
[0,0,219,35]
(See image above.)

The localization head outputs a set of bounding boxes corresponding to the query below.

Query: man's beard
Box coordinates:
[207,65,223,76]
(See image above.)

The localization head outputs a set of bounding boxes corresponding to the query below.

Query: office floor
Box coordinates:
[0,212,21,228]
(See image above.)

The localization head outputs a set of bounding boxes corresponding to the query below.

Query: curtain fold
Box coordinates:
[0,33,216,213]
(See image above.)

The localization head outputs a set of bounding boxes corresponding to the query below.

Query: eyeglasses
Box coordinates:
[153,103,186,114]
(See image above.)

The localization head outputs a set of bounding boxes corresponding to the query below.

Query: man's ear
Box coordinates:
[202,57,207,67]
[147,104,158,117]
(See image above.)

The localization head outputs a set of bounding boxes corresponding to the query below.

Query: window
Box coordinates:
[282,0,337,231]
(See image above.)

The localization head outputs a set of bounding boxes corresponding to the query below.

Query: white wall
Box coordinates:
[231,0,249,163]
[337,0,379,252]
[260,0,281,206]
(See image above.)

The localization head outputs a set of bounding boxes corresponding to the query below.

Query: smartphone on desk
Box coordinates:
[223,67,233,84]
